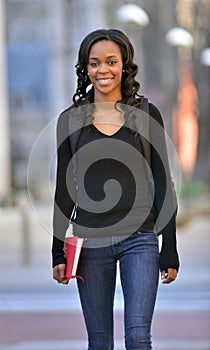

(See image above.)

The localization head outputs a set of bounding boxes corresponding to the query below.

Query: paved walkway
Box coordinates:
[0,309,209,350]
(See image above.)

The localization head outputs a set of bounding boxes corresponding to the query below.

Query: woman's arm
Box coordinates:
[52,110,75,268]
[149,103,180,273]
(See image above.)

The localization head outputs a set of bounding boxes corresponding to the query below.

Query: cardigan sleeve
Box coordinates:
[52,111,75,268]
[149,103,180,271]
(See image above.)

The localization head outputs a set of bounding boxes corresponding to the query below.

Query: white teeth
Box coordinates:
[98,79,111,82]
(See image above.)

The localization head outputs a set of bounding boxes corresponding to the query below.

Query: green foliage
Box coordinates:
[180,180,209,200]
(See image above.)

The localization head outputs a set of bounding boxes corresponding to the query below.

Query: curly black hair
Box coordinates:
[71,28,142,109]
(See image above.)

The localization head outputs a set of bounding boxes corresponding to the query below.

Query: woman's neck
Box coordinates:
[93,102,124,125]
[92,91,124,125]
[93,91,122,104]
[94,102,116,114]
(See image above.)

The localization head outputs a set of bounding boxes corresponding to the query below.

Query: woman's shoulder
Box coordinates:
[148,101,164,127]
[56,106,74,138]
[136,96,164,125]
[58,106,72,120]
[57,104,79,126]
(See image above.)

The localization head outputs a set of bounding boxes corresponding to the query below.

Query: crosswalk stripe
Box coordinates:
[0,291,210,312]
[1,339,210,350]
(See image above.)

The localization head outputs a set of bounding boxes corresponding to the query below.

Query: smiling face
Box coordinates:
[87,40,123,102]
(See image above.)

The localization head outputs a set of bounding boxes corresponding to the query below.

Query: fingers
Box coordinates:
[161,268,178,284]
[53,264,70,285]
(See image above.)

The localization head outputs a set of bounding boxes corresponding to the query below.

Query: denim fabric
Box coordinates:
[77,232,159,350]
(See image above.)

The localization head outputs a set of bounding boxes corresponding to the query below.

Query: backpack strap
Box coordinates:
[139,97,151,168]
[67,111,83,220]
[141,96,149,114]
[68,110,83,180]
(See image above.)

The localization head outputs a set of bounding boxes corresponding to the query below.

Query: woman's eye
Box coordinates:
[90,62,98,67]
[89,61,117,67]
[108,61,117,65]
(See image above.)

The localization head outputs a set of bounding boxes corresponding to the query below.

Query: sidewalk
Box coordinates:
[0,310,209,350]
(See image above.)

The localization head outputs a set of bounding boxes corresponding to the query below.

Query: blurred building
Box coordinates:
[5,0,105,192]
[3,0,210,197]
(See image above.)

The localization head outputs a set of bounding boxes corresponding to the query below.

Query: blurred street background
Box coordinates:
[0,0,210,349]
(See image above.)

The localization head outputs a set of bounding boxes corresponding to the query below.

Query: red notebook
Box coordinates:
[64,236,84,281]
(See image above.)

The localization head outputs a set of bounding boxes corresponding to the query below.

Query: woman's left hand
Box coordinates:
[161,268,178,284]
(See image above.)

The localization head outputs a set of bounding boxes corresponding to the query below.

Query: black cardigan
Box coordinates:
[52,102,180,271]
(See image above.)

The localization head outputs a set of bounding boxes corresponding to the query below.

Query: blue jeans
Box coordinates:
[77,232,159,350]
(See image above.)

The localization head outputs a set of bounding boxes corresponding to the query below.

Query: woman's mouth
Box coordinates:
[97,78,113,85]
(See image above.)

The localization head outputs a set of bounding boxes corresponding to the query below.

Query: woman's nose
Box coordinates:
[98,63,108,73]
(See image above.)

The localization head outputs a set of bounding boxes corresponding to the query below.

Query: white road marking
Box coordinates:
[1,339,210,350]
[0,289,210,312]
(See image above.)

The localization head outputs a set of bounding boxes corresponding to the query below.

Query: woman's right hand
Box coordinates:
[53,264,70,284]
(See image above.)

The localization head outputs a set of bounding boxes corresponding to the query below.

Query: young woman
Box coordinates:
[52,29,179,350]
